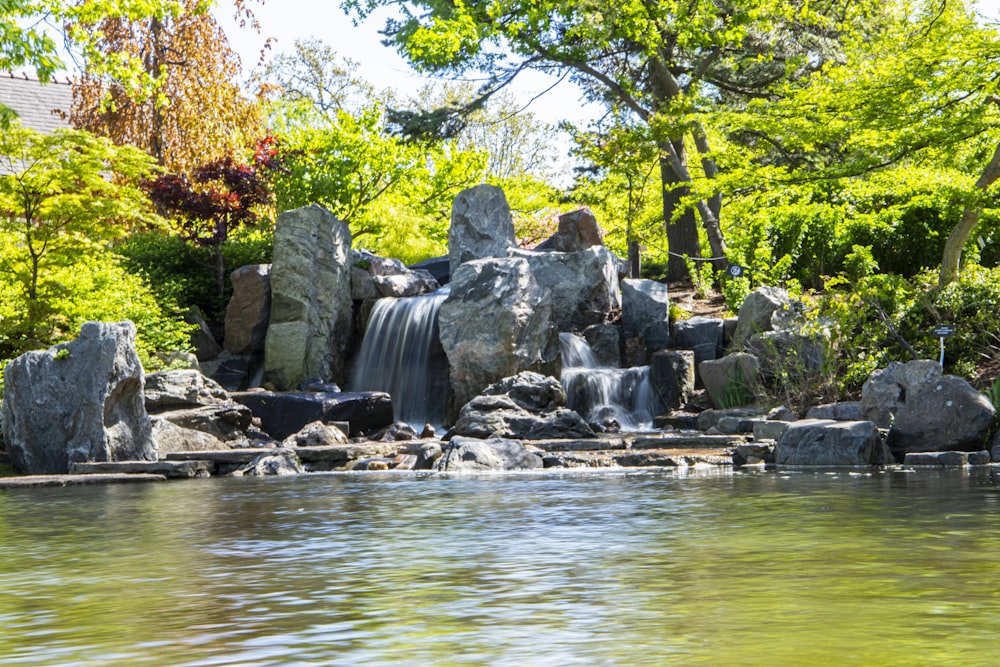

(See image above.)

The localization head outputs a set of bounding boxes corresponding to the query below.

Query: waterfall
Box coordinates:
[350,290,450,429]
[559,333,660,432]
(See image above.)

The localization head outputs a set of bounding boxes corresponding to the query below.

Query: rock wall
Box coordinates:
[264,204,353,389]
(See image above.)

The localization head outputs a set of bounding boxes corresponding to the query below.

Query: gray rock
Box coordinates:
[438,257,560,412]
[583,324,622,367]
[2,321,154,474]
[281,420,349,448]
[156,403,254,446]
[448,184,516,278]
[452,394,595,440]
[859,360,945,428]
[224,264,271,355]
[232,390,393,440]
[508,246,621,330]
[264,204,353,389]
[776,419,891,466]
[699,353,760,409]
[732,286,789,348]
[734,442,776,465]
[696,406,768,432]
[805,402,861,421]
[189,311,223,361]
[351,264,381,301]
[903,451,973,466]
[746,328,827,380]
[649,349,695,411]
[434,436,543,471]
[144,369,229,413]
[352,249,440,299]
[151,418,228,454]
[481,371,567,411]
[408,255,450,285]
[752,419,790,441]
[672,316,724,364]
[534,207,604,252]
[886,374,994,459]
[621,279,670,351]
[372,272,439,298]
[767,405,799,421]
[235,448,303,476]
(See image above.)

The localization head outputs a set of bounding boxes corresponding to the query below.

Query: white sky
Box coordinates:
[216,1,597,129]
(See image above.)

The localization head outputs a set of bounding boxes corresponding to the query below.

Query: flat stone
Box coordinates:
[0,473,166,488]
[70,460,214,478]
[631,434,749,449]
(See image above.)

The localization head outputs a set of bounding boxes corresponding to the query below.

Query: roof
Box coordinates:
[0,72,73,133]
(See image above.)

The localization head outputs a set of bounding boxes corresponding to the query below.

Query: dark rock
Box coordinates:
[805,402,861,421]
[156,403,255,446]
[672,316,724,364]
[649,349,695,411]
[452,394,596,440]
[583,324,622,367]
[2,321,154,474]
[408,255,450,285]
[234,448,303,476]
[232,390,393,440]
[481,371,566,411]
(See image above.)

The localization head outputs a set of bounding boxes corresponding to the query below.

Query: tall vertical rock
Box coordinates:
[1,321,154,474]
[448,184,516,278]
[438,257,560,414]
[264,205,352,389]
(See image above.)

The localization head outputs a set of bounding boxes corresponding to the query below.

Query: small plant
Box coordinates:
[984,376,1000,414]
[683,255,716,299]
[717,364,756,409]
[54,348,70,361]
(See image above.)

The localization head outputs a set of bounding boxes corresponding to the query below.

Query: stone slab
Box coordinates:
[0,473,166,488]
[70,460,215,478]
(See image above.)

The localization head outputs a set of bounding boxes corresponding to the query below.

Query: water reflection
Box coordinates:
[2,469,1000,665]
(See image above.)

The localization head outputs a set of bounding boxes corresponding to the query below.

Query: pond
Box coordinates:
[2,467,1000,666]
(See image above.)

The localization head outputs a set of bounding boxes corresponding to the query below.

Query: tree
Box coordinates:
[70,0,264,174]
[0,123,161,345]
[720,0,1000,287]
[144,139,275,304]
[343,0,870,280]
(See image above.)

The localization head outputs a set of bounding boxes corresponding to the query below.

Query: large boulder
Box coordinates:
[732,286,789,348]
[861,361,995,459]
[621,279,670,352]
[438,257,560,412]
[264,204,353,389]
[224,264,271,355]
[1,321,154,474]
[698,353,760,409]
[509,246,621,330]
[448,184,516,278]
[776,419,891,466]
[232,390,393,439]
[451,372,596,440]
[535,207,604,252]
[649,349,696,411]
[583,323,622,367]
[150,418,229,454]
[434,436,544,471]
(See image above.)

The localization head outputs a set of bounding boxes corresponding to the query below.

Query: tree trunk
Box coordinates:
[659,139,701,282]
[939,141,1000,286]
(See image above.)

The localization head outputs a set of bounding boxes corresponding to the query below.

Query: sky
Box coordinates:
[216,1,600,129]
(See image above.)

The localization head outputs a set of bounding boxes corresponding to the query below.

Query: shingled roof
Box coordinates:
[0,72,73,133]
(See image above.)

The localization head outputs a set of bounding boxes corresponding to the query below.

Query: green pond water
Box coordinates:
[2,467,1000,666]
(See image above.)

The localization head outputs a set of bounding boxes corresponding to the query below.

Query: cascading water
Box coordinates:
[350,290,450,429]
[559,333,660,431]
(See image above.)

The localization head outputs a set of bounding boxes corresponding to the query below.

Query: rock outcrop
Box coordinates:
[434,436,543,471]
[509,246,621,330]
[621,279,670,353]
[534,207,604,252]
[438,257,560,413]
[224,263,271,355]
[2,321,154,474]
[776,419,891,466]
[264,204,353,389]
[448,184,516,278]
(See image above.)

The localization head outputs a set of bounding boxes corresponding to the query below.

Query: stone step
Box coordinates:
[70,460,215,478]
[165,443,407,466]
[0,473,166,488]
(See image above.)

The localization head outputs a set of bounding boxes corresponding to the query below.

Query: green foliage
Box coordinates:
[0,243,193,370]
[683,256,715,299]
[0,123,161,342]
[114,226,272,320]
